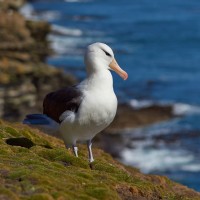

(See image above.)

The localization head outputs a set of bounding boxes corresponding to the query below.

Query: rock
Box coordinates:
[0,120,199,200]
[26,20,52,62]
[0,10,51,62]
[0,0,25,11]
[0,61,76,121]
[0,2,77,121]
[105,103,173,134]
[94,103,174,157]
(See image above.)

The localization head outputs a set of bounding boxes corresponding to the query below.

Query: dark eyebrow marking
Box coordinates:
[101,49,111,57]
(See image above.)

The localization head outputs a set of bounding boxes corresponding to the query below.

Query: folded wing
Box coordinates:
[43,86,83,123]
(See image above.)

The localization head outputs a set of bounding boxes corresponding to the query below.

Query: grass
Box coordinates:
[0,120,200,200]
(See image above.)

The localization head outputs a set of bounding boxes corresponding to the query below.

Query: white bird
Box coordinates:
[23,42,128,162]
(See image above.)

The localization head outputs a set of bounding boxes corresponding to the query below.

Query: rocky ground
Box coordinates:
[106,104,173,133]
[1,120,200,200]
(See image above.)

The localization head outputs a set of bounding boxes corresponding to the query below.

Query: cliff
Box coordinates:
[0,120,200,200]
[1,2,199,199]
[0,0,76,121]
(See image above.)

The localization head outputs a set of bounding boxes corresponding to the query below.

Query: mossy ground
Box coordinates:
[0,120,199,200]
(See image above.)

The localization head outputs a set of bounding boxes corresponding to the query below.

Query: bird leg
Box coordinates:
[87,140,94,163]
[72,143,78,157]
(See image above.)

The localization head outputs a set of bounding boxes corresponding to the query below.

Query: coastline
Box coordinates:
[0,1,200,198]
[0,0,175,127]
[0,0,178,157]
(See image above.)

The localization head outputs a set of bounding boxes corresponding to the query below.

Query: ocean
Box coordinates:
[21,0,200,191]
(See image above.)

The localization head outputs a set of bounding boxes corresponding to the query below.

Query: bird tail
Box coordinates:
[23,114,59,132]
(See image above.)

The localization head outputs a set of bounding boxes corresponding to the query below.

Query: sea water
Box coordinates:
[21,0,200,191]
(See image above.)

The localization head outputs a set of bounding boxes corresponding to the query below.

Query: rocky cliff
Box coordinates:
[0,1,200,199]
[0,0,76,121]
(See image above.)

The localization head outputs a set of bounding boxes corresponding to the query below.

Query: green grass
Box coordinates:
[0,120,199,200]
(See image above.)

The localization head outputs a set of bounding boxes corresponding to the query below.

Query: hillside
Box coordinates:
[1,1,200,199]
[0,120,200,200]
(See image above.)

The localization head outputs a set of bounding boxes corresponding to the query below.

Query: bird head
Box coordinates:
[84,42,128,80]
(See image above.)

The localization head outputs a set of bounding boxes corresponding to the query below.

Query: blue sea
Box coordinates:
[21,0,200,191]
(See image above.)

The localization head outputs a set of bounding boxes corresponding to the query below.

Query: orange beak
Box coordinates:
[109,58,128,80]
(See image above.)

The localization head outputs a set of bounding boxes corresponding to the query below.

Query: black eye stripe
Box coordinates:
[105,51,111,56]
[102,49,111,57]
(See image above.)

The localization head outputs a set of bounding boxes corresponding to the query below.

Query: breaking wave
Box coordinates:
[130,99,200,116]
[52,25,83,36]
[121,146,196,173]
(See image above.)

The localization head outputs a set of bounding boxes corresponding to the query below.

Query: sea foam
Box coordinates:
[121,147,195,173]
[52,25,83,36]
[130,99,200,116]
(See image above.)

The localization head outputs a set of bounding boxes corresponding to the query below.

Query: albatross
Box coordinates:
[23,42,128,162]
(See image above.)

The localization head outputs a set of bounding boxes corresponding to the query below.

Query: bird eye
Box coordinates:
[105,51,111,57]
[102,49,111,57]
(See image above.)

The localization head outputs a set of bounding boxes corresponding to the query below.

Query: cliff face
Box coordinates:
[0,0,25,10]
[0,120,200,200]
[0,1,76,121]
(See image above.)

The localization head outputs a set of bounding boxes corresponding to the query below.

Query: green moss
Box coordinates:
[85,185,120,200]
[0,121,199,200]
[25,193,54,200]
[4,126,21,137]
[0,187,19,200]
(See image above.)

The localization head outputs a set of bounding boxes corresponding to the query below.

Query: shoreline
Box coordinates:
[0,0,200,197]
[0,0,176,127]
[0,0,183,161]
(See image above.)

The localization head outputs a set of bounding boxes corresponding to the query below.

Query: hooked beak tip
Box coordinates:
[122,72,128,80]
[109,59,128,80]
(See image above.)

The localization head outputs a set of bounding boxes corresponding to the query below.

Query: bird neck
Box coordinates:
[86,68,114,91]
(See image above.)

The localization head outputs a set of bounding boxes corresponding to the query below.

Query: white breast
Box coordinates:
[78,89,117,126]
[59,69,117,144]
[59,90,117,144]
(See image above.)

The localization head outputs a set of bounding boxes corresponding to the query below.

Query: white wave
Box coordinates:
[49,27,81,54]
[130,99,200,116]
[48,33,92,55]
[181,164,200,172]
[172,103,200,116]
[20,3,35,20]
[51,25,83,36]
[130,99,155,110]
[126,118,191,138]
[36,11,61,21]
[121,147,194,173]
[20,3,60,21]
[48,34,79,55]
[49,25,101,55]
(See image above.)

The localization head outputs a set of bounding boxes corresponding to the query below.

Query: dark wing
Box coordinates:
[43,86,83,123]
